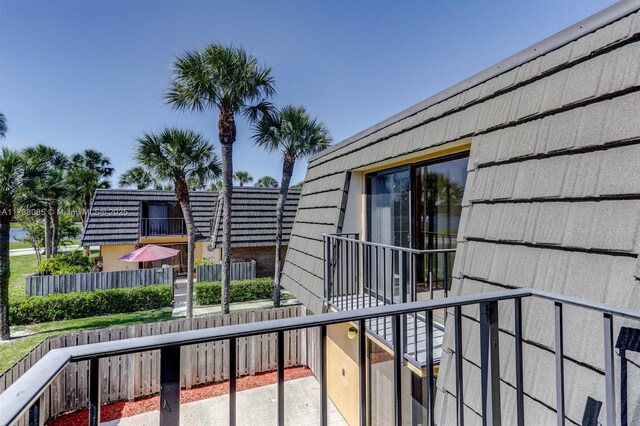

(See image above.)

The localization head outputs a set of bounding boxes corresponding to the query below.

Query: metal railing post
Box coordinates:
[604,313,616,426]
[425,310,435,426]
[480,301,501,426]
[159,347,181,426]
[323,236,329,303]
[514,298,525,426]
[555,302,565,426]
[429,253,434,300]
[454,306,464,426]
[28,399,39,426]
[320,325,328,426]
[392,315,402,426]
[400,251,407,354]
[229,337,237,426]
[89,358,101,426]
[277,330,285,426]
[358,319,367,426]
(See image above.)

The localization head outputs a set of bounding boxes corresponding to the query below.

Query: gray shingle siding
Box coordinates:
[210,187,301,248]
[281,3,640,424]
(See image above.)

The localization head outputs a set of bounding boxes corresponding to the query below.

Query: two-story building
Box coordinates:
[81,187,301,277]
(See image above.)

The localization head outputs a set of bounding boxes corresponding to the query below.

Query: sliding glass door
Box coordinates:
[365,154,469,302]
[413,155,468,298]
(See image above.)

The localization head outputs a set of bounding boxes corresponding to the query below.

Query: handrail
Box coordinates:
[323,233,457,254]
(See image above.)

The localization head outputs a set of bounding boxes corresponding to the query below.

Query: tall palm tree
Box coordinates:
[68,150,113,254]
[255,176,279,188]
[23,145,69,257]
[233,171,253,187]
[119,166,157,189]
[0,148,43,339]
[0,113,6,138]
[166,43,275,314]
[253,105,331,306]
[135,128,220,318]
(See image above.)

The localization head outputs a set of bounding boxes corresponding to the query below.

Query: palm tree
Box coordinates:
[0,113,6,138]
[233,171,253,187]
[166,43,275,314]
[68,150,113,254]
[135,128,220,318]
[255,176,279,188]
[253,105,331,306]
[0,148,43,339]
[23,145,69,257]
[119,166,156,189]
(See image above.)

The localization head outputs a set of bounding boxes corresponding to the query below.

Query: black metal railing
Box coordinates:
[323,233,457,311]
[141,217,186,236]
[1,287,634,426]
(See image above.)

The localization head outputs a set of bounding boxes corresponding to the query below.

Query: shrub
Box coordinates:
[195,277,273,305]
[38,251,92,275]
[9,285,172,325]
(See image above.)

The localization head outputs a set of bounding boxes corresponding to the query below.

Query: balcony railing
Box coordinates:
[141,217,186,237]
[0,288,632,426]
[323,233,457,309]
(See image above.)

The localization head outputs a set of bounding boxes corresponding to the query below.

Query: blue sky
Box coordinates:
[1,0,617,186]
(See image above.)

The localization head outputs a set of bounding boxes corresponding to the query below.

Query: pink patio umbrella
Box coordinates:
[118,244,180,263]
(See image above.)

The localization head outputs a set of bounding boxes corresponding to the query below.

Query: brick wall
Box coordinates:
[231,245,287,278]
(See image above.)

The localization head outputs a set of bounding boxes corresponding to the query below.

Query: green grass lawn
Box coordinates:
[1,308,173,373]
[9,254,39,301]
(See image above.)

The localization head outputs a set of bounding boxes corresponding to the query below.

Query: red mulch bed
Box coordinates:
[49,367,313,425]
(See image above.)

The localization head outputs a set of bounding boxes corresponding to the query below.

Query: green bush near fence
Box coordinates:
[195,277,273,305]
[9,285,172,325]
[38,251,93,275]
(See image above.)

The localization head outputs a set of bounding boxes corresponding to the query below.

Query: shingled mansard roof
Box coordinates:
[81,187,301,248]
[281,1,640,424]
[211,187,301,248]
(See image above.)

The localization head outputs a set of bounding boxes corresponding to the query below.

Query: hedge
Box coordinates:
[9,285,172,325]
[195,277,273,305]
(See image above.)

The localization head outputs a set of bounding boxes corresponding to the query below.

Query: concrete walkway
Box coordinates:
[171,278,300,317]
[101,376,346,426]
[9,245,81,257]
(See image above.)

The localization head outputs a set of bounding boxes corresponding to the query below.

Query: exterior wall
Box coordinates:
[326,322,359,426]
[100,245,139,271]
[282,6,640,425]
[100,243,207,272]
[229,245,287,278]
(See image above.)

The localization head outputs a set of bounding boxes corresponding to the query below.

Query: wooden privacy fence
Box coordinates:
[0,306,320,424]
[25,267,174,296]
[196,260,256,282]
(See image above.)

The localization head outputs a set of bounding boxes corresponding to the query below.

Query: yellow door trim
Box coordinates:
[353,137,471,175]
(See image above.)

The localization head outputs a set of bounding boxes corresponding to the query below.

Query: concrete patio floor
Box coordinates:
[101,376,346,426]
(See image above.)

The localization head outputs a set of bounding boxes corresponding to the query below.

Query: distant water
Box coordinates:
[10,228,28,242]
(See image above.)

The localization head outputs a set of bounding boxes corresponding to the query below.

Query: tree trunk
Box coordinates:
[218,108,236,315]
[274,155,295,308]
[220,143,233,314]
[175,179,195,319]
[0,209,11,340]
[44,209,51,259]
[83,192,91,256]
[51,200,59,257]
